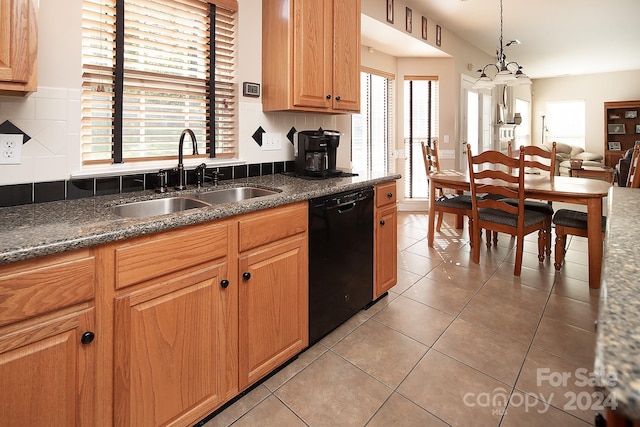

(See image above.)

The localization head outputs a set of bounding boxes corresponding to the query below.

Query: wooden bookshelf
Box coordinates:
[604,100,640,167]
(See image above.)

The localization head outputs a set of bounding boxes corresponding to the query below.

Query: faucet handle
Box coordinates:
[155,169,168,193]
[211,170,224,186]
[195,163,207,188]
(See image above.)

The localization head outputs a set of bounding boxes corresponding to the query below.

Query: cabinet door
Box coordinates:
[0,308,96,426]
[0,0,38,92]
[114,263,234,427]
[292,0,332,109]
[331,0,361,112]
[374,204,397,298]
[238,237,308,390]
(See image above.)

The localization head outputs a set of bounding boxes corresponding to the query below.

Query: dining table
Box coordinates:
[427,170,612,289]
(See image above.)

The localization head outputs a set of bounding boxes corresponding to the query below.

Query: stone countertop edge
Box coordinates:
[594,186,640,422]
[0,173,401,266]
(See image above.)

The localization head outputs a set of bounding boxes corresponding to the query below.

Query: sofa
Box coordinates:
[537,141,604,176]
[616,147,634,186]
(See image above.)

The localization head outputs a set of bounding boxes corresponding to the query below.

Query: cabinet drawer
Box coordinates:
[0,249,95,327]
[376,182,397,208]
[115,221,229,289]
[238,203,307,253]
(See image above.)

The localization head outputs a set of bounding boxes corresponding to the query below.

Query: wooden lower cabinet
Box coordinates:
[0,248,96,426]
[113,262,235,427]
[374,204,398,298]
[238,236,308,389]
[0,308,96,426]
[109,204,308,424]
[374,182,398,299]
[0,202,314,425]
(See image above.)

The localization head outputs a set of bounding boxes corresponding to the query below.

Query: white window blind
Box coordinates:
[403,77,439,199]
[81,0,237,165]
[351,70,393,176]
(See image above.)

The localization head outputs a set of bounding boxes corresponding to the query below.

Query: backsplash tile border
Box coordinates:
[0,161,296,208]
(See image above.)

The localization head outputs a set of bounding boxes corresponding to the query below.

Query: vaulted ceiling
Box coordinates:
[362,0,640,79]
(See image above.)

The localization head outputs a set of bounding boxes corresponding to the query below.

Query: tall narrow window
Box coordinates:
[351,70,393,175]
[404,77,439,198]
[544,100,585,148]
[81,0,237,166]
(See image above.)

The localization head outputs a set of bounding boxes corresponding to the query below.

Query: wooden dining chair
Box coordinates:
[553,209,606,270]
[467,145,548,276]
[421,139,474,238]
[625,144,640,188]
[503,141,556,259]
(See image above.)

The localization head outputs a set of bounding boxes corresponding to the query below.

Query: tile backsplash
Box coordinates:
[0,161,295,208]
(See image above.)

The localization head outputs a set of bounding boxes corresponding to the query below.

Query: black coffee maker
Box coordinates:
[295,130,341,177]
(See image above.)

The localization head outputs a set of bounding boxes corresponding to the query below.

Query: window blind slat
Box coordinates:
[81,0,236,164]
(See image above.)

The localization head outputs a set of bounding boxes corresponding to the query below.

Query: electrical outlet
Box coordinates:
[262,133,282,151]
[0,134,22,165]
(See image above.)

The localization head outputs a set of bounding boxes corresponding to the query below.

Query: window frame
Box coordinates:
[81,0,237,167]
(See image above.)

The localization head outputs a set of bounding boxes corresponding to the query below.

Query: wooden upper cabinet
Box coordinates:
[262,0,361,113]
[331,0,360,112]
[0,0,38,95]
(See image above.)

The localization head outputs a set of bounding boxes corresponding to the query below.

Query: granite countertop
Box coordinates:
[0,173,400,266]
[595,186,640,422]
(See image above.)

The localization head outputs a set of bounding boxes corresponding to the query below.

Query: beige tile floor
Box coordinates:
[202,211,602,427]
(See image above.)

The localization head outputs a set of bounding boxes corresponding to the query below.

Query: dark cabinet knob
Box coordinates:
[242,272,251,280]
[81,331,95,345]
[335,96,341,101]
[387,192,393,198]
[326,94,332,100]
[380,220,385,226]
[220,279,229,289]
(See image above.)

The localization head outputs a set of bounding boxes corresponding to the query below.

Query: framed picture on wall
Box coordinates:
[625,110,638,119]
[608,141,622,150]
[386,0,394,24]
[436,25,442,46]
[405,7,412,33]
[608,124,626,134]
[422,17,427,40]
[636,124,640,133]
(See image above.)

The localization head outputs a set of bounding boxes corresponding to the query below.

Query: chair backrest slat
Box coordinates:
[467,145,525,223]
[626,145,640,188]
[421,139,440,175]
[508,141,556,179]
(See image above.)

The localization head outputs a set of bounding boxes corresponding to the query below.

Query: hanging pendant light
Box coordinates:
[472,0,531,89]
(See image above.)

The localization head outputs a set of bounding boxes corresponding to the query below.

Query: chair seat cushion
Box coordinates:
[435,194,472,209]
[479,208,548,227]
[552,209,606,232]
[435,192,505,210]
[501,198,554,215]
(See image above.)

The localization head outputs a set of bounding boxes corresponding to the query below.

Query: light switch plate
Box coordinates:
[0,134,22,165]
[262,133,282,150]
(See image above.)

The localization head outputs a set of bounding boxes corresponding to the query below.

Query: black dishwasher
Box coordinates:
[308,186,374,345]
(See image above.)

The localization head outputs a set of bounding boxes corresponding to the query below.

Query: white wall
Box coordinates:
[0,0,82,185]
[531,70,640,155]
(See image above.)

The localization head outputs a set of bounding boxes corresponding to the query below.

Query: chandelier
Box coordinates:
[472,0,532,89]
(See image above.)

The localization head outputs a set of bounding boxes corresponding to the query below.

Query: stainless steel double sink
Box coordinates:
[113,186,280,218]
